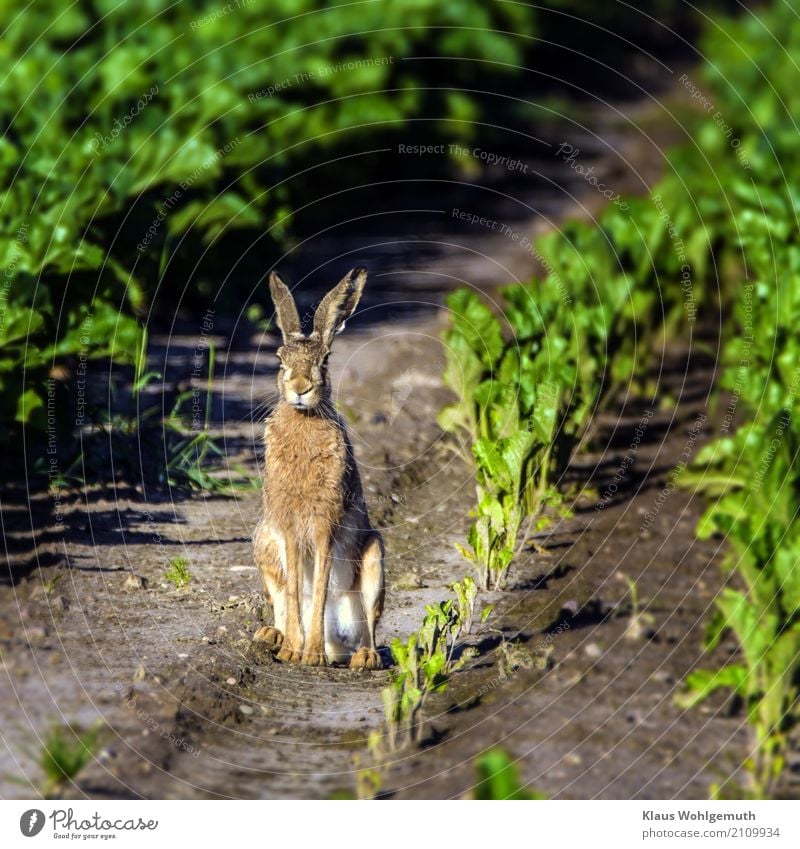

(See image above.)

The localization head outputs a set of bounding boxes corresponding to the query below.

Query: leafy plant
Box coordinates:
[163,342,257,494]
[677,410,800,798]
[40,574,62,596]
[441,279,611,588]
[164,556,191,589]
[381,579,478,752]
[39,722,103,797]
[473,748,546,800]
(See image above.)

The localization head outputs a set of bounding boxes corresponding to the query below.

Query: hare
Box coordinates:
[252,267,384,669]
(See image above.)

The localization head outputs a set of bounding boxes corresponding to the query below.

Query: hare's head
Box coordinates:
[268,267,367,411]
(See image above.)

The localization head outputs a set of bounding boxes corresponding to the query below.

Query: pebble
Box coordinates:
[25,626,47,646]
[226,677,237,686]
[238,704,254,715]
[583,642,602,659]
[393,571,425,590]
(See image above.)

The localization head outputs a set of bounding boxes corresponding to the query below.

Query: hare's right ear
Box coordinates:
[268,271,302,341]
[313,267,367,348]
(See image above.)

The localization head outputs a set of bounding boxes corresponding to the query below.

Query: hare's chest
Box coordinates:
[263,418,346,522]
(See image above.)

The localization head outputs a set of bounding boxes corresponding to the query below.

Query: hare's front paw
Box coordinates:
[277,644,303,663]
[253,626,283,652]
[350,647,382,671]
[300,644,327,666]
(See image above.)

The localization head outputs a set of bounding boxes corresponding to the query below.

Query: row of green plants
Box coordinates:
[438,194,693,588]
[439,0,800,797]
[673,1,800,799]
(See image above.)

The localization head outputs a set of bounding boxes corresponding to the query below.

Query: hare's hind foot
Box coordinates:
[350,647,382,671]
[253,626,283,652]
[301,646,327,666]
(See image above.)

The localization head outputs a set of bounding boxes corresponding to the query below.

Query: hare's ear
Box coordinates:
[269,271,302,341]
[313,267,367,347]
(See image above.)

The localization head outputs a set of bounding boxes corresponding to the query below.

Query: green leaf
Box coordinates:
[474,748,546,800]
[676,664,749,709]
[15,387,43,423]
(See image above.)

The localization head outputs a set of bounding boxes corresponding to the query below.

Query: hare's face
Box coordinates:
[276,338,329,410]
[268,266,366,412]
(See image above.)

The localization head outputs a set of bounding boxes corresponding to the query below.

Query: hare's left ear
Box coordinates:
[313,267,367,347]
[268,271,303,342]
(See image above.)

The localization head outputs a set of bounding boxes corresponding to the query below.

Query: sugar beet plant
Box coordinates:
[380,577,480,752]
[677,335,800,796]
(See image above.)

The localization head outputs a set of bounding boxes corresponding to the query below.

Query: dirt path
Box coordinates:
[5,92,791,801]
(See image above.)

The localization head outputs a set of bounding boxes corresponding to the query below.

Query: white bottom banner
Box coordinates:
[1,800,798,848]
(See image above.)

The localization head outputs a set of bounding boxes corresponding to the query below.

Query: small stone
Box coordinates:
[584,642,602,659]
[25,626,47,645]
[393,571,425,590]
[124,574,149,591]
[559,599,579,617]
[238,704,254,715]
[226,677,237,686]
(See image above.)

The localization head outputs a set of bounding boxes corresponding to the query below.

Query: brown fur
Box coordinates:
[253,268,385,668]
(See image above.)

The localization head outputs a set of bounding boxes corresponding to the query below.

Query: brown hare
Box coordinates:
[253,267,384,669]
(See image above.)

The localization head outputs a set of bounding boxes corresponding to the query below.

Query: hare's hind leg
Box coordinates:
[350,532,384,671]
[253,520,287,653]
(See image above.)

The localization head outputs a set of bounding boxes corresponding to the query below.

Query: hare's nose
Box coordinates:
[288,376,313,396]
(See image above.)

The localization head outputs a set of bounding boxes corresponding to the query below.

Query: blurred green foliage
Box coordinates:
[0,0,539,445]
